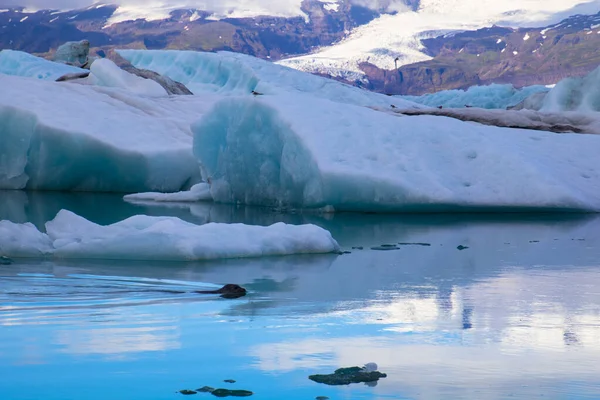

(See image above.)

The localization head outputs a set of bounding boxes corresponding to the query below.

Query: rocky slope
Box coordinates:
[359,13,600,94]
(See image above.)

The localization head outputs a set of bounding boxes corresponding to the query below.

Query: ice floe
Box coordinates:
[124,183,212,203]
[0,210,340,260]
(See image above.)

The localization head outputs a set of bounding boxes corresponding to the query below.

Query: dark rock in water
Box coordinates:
[352,246,363,250]
[338,251,351,255]
[121,66,193,95]
[56,71,91,82]
[210,389,253,397]
[371,245,399,251]
[398,242,431,247]
[196,386,215,393]
[196,284,247,299]
[529,240,540,243]
[224,379,236,384]
[180,389,197,395]
[457,245,469,251]
[0,256,13,265]
[53,40,91,68]
[316,397,330,400]
[309,367,387,386]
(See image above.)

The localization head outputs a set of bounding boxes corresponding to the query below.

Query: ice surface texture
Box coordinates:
[193,94,600,212]
[0,210,339,260]
[0,50,86,81]
[403,84,549,110]
[0,73,208,191]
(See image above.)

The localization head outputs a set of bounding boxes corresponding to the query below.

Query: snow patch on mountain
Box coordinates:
[278,0,600,79]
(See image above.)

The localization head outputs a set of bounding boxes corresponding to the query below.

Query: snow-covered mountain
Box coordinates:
[278,0,600,78]
[1,0,599,93]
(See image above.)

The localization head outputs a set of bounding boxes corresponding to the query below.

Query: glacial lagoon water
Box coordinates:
[1,191,600,399]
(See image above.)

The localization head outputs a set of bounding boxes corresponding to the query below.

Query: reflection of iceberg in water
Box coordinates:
[249,267,600,397]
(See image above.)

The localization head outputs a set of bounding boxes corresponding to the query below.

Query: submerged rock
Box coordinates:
[195,284,247,299]
[180,389,197,395]
[196,386,215,393]
[0,256,13,265]
[223,379,236,384]
[371,245,399,251]
[398,242,431,247]
[457,245,469,250]
[309,366,387,386]
[53,40,91,68]
[210,389,253,397]
[316,397,330,400]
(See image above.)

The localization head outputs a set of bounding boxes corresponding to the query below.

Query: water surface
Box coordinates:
[1,191,600,399]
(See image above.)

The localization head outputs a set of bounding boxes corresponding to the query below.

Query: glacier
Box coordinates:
[0,49,86,81]
[88,58,168,97]
[402,84,550,110]
[192,93,600,212]
[0,210,340,260]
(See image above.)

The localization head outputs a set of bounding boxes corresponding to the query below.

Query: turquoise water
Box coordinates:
[1,191,600,399]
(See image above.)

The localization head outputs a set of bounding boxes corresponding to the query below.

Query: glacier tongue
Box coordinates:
[0,210,340,260]
[192,93,600,212]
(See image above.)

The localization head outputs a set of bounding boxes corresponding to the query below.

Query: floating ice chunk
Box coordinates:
[0,220,53,257]
[0,50,86,81]
[124,183,212,202]
[362,363,378,372]
[402,83,549,110]
[0,74,203,191]
[89,58,168,97]
[192,94,600,212]
[0,210,339,260]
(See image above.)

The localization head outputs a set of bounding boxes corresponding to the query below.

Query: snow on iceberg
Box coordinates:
[403,84,549,110]
[0,73,214,191]
[88,58,168,97]
[541,65,600,112]
[124,183,212,203]
[0,210,340,260]
[192,94,600,212]
[0,50,86,81]
[118,49,418,109]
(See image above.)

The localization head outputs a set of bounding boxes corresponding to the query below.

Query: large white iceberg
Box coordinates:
[0,49,86,81]
[192,94,600,212]
[118,49,418,109]
[0,210,340,260]
[0,73,217,191]
[403,84,549,110]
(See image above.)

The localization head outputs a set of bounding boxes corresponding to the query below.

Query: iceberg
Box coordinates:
[124,183,212,203]
[88,58,168,97]
[402,84,549,110]
[0,73,217,191]
[0,210,340,260]
[118,49,418,109]
[541,66,600,112]
[192,94,600,212]
[0,50,87,81]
